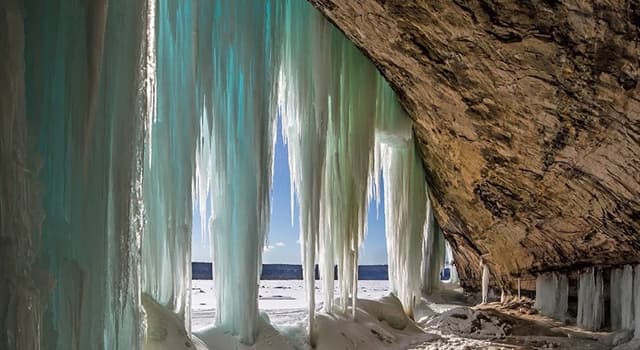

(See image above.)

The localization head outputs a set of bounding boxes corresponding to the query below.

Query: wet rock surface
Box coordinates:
[309,0,640,288]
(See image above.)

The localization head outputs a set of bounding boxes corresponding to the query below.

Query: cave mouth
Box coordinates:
[5,1,638,350]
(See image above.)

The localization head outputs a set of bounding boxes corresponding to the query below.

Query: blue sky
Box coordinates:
[192,122,388,265]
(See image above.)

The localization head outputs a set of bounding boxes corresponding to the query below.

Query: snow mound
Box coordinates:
[142,294,207,350]
[314,295,439,350]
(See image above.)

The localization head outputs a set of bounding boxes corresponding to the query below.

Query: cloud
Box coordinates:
[275,242,285,247]
[263,245,275,252]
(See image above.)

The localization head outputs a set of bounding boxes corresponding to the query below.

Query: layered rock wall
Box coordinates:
[309,0,640,289]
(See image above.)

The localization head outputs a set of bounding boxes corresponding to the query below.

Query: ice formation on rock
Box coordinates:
[533,273,568,321]
[578,267,604,331]
[611,266,635,330]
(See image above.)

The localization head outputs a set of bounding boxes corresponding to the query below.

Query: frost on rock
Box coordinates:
[533,273,568,321]
[611,266,634,330]
[577,267,604,331]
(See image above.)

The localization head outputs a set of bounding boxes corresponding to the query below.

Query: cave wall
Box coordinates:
[309,0,640,290]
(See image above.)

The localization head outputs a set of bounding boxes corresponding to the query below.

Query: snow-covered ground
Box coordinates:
[190,282,618,350]
[191,279,390,330]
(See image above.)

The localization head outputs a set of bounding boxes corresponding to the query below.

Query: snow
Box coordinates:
[191,280,439,350]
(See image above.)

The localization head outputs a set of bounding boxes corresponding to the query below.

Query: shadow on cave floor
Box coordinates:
[409,290,619,350]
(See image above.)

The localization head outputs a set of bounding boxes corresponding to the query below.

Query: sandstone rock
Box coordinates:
[309,0,640,289]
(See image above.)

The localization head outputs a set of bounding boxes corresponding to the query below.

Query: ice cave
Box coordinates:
[1,1,639,350]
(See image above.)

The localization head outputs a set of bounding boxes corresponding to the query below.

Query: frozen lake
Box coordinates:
[191,279,390,330]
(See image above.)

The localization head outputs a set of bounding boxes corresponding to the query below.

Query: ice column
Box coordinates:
[482,263,490,304]
[611,266,635,330]
[195,0,283,344]
[141,0,198,331]
[374,77,428,315]
[635,265,640,338]
[421,202,446,294]
[0,2,44,348]
[278,0,331,338]
[4,0,150,348]
[577,267,604,331]
[533,273,568,321]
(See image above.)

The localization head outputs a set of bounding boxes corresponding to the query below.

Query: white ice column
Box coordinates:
[533,273,568,321]
[577,267,604,331]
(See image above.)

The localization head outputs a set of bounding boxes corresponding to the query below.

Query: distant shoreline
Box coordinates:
[192,262,389,280]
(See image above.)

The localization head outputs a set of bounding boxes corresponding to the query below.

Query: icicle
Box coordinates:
[533,273,568,321]
[278,0,332,340]
[634,265,640,338]
[142,0,197,332]
[421,202,446,294]
[577,267,604,331]
[482,263,490,304]
[611,266,635,330]
[9,0,149,348]
[0,3,44,348]
[517,279,521,299]
[193,0,283,345]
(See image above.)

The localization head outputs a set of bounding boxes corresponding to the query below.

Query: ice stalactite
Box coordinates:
[279,0,380,321]
[374,76,428,316]
[278,0,331,339]
[3,0,149,348]
[0,2,44,349]
[320,36,379,319]
[194,0,283,345]
[635,265,640,338]
[141,0,197,332]
[481,263,490,304]
[611,266,634,330]
[421,201,446,294]
[533,273,568,321]
[577,267,604,331]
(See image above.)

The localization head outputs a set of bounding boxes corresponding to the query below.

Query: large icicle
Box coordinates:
[577,267,604,331]
[635,265,640,338]
[5,0,149,348]
[481,263,490,304]
[0,2,44,348]
[533,273,568,321]
[278,0,331,340]
[374,76,427,316]
[421,201,446,294]
[141,0,197,332]
[194,0,282,345]
[611,266,635,330]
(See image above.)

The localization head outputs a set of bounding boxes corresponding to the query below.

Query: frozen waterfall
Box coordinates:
[1,0,448,348]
